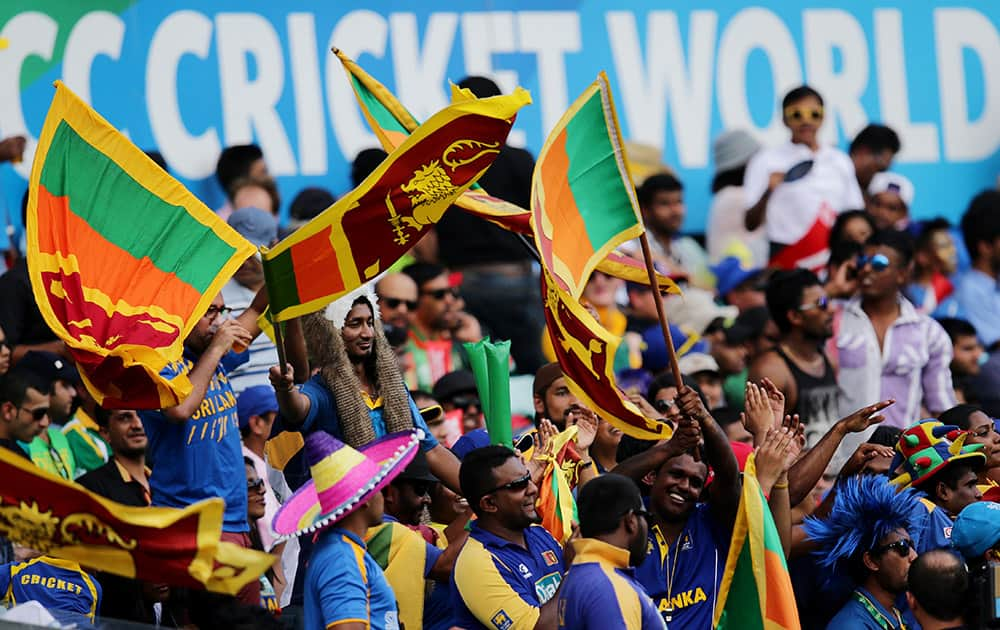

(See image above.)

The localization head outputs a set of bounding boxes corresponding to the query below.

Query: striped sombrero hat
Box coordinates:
[272,430,419,541]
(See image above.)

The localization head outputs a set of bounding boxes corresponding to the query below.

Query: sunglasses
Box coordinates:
[483,473,532,497]
[382,297,418,311]
[855,253,891,272]
[798,296,830,312]
[451,395,480,411]
[654,399,676,414]
[247,478,264,492]
[421,287,461,301]
[20,406,49,421]
[873,538,914,558]
[204,305,233,320]
[406,480,434,497]
[784,106,824,122]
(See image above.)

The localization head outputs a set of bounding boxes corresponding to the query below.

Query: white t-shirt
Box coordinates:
[706,185,768,267]
[743,142,863,245]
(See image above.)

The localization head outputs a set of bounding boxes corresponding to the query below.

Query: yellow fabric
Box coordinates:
[542,305,627,363]
[453,536,540,628]
[264,431,305,471]
[365,522,429,630]
[569,539,643,628]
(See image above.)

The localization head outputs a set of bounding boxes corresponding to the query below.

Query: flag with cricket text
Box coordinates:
[541,266,672,441]
[0,447,273,596]
[261,85,531,321]
[26,81,254,409]
[531,72,645,299]
[714,453,801,630]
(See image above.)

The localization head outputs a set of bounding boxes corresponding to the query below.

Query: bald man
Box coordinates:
[376,273,419,330]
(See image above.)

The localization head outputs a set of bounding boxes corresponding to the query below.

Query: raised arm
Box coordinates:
[677,386,740,529]
[163,320,251,422]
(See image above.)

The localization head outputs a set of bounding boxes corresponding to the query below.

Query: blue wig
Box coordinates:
[803,475,921,579]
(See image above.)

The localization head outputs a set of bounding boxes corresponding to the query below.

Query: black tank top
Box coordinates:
[774,347,840,447]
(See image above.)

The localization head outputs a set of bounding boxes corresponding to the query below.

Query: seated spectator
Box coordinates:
[678,352,725,410]
[375,273,419,331]
[432,370,482,433]
[905,550,969,630]
[906,218,958,314]
[282,186,335,237]
[866,171,914,231]
[706,129,767,267]
[937,318,983,404]
[849,124,901,194]
[245,457,280,612]
[11,352,78,479]
[938,404,1000,492]
[0,545,101,624]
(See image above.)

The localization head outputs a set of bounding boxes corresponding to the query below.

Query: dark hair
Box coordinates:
[637,173,683,208]
[937,318,978,344]
[960,190,1000,262]
[938,404,984,431]
[351,148,388,188]
[915,218,952,252]
[782,85,824,110]
[215,144,263,190]
[926,461,976,493]
[710,166,747,194]
[646,373,704,407]
[712,406,742,429]
[907,550,968,621]
[829,210,874,249]
[144,150,168,172]
[849,124,901,155]
[459,445,517,515]
[457,76,502,98]
[578,475,642,538]
[616,434,659,464]
[290,187,336,222]
[94,406,112,429]
[867,229,914,266]
[765,269,821,334]
[1,371,44,407]
[402,261,448,289]
[829,238,863,268]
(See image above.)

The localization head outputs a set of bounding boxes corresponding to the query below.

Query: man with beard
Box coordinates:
[451,445,565,630]
[11,351,79,478]
[401,263,467,391]
[750,269,839,446]
[557,475,664,629]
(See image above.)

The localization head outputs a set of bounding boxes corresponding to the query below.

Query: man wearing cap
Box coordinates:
[866,172,914,231]
[706,129,767,268]
[222,207,280,394]
[401,262,469,391]
[711,256,766,313]
[271,430,421,630]
[433,370,482,433]
[11,352,79,479]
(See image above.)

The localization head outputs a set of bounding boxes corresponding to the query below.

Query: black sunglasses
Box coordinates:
[483,473,532,497]
[421,287,461,301]
[382,297,418,311]
[405,480,434,497]
[247,478,264,492]
[451,395,480,411]
[204,305,233,319]
[654,399,676,414]
[873,538,914,558]
[20,406,49,421]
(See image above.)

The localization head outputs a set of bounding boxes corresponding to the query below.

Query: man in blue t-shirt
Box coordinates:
[139,290,266,605]
[614,386,741,629]
[0,552,101,624]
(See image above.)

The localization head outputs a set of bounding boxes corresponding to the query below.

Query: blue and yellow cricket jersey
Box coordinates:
[0,556,101,623]
[557,538,666,629]
[451,522,563,630]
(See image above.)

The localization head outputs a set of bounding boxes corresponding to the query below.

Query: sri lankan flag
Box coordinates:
[262,85,530,321]
[26,82,254,409]
[531,72,644,299]
[542,266,671,441]
[0,447,273,596]
[714,453,800,630]
[365,521,433,630]
[536,427,581,543]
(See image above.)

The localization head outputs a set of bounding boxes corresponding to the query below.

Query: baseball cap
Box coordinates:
[450,428,491,460]
[952,501,1000,558]
[664,289,738,336]
[711,256,764,298]
[14,351,79,390]
[396,449,438,483]
[868,172,914,208]
[641,324,708,374]
[432,370,477,403]
[228,206,277,247]
[678,352,720,377]
[237,385,279,430]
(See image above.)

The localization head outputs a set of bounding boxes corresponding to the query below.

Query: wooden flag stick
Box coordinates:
[271,314,289,378]
[638,232,683,388]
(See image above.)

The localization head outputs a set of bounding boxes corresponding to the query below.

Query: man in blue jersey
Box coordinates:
[558,474,665,629]
[0,547,101,624]
[613,385,740,628]
[451,445,565,630]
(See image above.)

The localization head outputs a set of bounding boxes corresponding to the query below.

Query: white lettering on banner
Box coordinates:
[874,9,940,162]
[606,10,717,168]
[216,13,296,175]
[146,10,219,180]
[717,8,803,147]
[62,12,125,110]
[288,12,327,175]
[518,11,581,136]
[460,12,525,146]
[389,12,455,121]
[803,10,868,144]
[935,8,1000,161]
[0,11,57,178]
[326,10,383,160]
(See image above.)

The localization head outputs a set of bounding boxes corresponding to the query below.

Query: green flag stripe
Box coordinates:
[261,249,301,315]
[721,543,764,630]
[40,121,237,293]
[351,75,410,134]
[365,525,392,569]
[563,92,638,250]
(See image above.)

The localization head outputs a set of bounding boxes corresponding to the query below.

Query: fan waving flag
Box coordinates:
[714,453,801,630]
[26,81,254,409]
[531,72,644,299]
[262,84,531,322]
[542,267,672,441]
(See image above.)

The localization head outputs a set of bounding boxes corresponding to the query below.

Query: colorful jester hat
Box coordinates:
[889,419,987,490]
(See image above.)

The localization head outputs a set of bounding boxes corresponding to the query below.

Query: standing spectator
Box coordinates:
[954,190,1000,349]
[222,207,279,394]
[0,253,65,366]
[557,475,665,629]
[678,353,725,410]
[849,124,901,194]
[450,445,565,630]
[744,86,864,269]
[829,209,876,248]
[866,172,915,231]
[375,273,419,331]
[905,550,969,630]
[281,186,335,238]
[907,219,957,314]
[0,372,47,459]
[13,352,79,479]
[836,231,956,455]
[229,176,280,218]
[706,129,766,267]
[750,270,839,446]
[60,380,109,475]
[435,76,545,376]
[214,144,268,221]
[0,547,101,624]
[401,263,467,391]
[937,318,984,404]
[245,458,280,612]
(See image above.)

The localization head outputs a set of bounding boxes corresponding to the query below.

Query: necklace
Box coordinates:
[652,525,682,623]
[852,590,906,630]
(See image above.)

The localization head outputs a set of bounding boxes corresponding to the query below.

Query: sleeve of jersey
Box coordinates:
[300,375,334,433]
[313,549,372,627]
[454,538,540,629]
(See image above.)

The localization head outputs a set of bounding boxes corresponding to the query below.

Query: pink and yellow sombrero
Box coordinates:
[272,429,420,540]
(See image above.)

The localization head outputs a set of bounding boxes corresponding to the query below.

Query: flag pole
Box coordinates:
[259,245,289,377]
[638,232,683,388]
